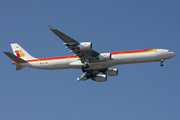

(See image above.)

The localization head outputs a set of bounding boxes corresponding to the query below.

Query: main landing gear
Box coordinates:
[81,64,89,72]
[81,64,94,79]
[81,59,90,72]
[81,59,94,79]
[160,59,164,67]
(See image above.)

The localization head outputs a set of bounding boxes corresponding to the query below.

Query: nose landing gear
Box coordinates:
[160,59,164,67]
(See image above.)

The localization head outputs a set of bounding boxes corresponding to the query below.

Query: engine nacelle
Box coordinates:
[94,74,107,82]
[77,42,92,51]
[98,53,111,61]
[105,68,118,76]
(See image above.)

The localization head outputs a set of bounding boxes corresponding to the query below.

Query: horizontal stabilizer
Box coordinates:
[16,65,25,70]
[4,52,27,63]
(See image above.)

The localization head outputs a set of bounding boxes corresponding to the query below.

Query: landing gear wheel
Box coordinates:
[160,59,164,67]
[86,70,90,74]
[85,64,89,68]
[81,66,86,72]
[81,64,89,72]
[82,69,86,72]
[160,63,163,66]
[86,72,93,79]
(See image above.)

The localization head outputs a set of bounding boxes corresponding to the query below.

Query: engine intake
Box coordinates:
[77,42,92,51]
[94,74,107,82]
[105,68,118,76]
[98,53,111,61]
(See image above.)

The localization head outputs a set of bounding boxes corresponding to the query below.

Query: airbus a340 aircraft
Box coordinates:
[4,25,176,82]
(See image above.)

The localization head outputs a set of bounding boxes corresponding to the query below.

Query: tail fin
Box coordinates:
[11,43,36,60]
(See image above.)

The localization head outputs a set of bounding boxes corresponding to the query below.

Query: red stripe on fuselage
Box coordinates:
[22,49,156,63]
[111,49,153,55]
[26,55,79,62]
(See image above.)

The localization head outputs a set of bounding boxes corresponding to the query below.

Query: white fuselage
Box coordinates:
[16,49,175,70]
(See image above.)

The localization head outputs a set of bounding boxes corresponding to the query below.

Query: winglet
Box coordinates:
[48,25,55,30]
[4,52,27,63]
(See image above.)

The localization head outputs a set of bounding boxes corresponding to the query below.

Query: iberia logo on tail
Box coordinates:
[15,50,25,57]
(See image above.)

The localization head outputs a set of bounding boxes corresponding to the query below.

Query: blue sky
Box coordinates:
[1,0,180,120]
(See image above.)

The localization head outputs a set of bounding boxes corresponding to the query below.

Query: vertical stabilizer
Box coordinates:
[10,43,36,60]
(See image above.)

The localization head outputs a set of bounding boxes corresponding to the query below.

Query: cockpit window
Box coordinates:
[168,50,172,52]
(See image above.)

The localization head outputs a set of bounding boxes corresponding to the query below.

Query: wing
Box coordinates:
[48,25,99,63]
[48,25,78,43]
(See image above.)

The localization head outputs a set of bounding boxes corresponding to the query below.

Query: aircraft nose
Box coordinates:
[169,51,176,58]
[167,49,176,58]
[172,52,176,57]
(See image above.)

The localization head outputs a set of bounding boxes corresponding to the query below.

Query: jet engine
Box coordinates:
[105,68,118,76]
[97,53,111,61]
[93,74,107,82]
[77,42,92,51]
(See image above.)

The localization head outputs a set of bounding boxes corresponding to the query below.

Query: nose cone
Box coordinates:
[172,52,176,57]
[169,51,176,58]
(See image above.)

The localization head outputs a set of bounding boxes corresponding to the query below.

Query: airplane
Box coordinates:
[4,25,176,82]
